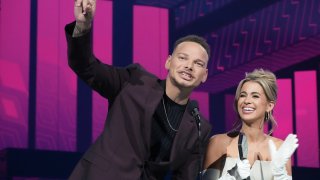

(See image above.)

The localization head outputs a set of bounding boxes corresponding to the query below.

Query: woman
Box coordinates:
[203,69,298,180]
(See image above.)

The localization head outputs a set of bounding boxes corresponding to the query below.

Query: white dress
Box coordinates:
[221,157,273,180]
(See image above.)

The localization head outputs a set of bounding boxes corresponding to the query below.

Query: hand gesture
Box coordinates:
[269,134,299,177]
[74,0,96,24]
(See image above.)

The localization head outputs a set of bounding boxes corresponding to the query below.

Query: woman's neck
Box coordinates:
[241,124,266,143]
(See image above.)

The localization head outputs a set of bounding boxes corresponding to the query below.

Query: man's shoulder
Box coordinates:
[200,117,212,131]
[126,63,159,79]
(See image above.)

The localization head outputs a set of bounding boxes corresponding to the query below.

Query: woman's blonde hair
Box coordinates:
[233,68,278,134]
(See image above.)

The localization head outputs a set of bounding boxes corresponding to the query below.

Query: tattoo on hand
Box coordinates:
[72,24,90,37]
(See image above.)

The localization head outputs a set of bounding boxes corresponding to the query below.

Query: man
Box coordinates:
[66,0,212,179]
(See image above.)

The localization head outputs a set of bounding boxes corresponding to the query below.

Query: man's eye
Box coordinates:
[196,62,204,67]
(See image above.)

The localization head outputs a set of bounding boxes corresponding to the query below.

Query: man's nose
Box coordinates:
[184,60,193,70]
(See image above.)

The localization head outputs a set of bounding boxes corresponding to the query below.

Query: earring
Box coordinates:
[265,111,270,121]
[269,111,272,121]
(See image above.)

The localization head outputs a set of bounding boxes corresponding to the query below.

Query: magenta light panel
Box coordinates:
[0,0,30,149]
[36,0,76,151]
[295,71,319,168]
[133,5,168,79]
[273,79,293,139]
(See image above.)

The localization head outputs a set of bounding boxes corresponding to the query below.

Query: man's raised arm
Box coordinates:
[73,0,96,37]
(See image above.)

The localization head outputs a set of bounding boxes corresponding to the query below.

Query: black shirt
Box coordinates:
[149,93,186,162]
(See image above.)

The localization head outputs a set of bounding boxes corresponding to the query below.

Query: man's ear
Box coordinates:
[165,55,172,70]
[201,69,208,83]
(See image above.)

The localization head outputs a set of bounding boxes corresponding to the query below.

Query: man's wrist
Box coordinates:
[72,21,92,37]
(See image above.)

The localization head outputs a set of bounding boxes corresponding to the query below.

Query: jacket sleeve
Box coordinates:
[172,122,212,180]
[65,21,135,101]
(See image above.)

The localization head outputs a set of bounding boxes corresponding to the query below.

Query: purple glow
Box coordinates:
[133,5,169,79]
[295,71,319,168]
[0,0,30,149]
[0,60,28,93]
[225,94,235,131]
[92,0,113,141]
[1,97,19,119]
[36,0,76,151]
[191,92,209,121]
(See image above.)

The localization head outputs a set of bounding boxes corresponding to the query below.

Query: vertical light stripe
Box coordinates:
[133,6,168,79]
[36,0,60,150]
[36,0,76,151]
[295,71,319,168]
[273,79,293,139]
[0,0,30,149]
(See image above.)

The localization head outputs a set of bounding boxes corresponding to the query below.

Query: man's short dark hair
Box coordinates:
[173,35,210,58]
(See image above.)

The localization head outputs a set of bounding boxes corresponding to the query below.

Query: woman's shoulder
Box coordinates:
[204,133,236,169]
[209,133,233,144]
[208,131,241,146]
[269,136,284,148]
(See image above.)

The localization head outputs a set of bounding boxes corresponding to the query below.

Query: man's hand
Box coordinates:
[73,0,96,37]
[74,0,96,23]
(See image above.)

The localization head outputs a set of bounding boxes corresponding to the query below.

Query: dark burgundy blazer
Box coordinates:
[65,22,212,180]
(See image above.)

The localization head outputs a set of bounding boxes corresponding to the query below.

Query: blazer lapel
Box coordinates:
[143,79,165,154]
[170,102,198,162]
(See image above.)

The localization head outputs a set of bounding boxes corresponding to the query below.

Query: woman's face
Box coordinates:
[237,81,274,124]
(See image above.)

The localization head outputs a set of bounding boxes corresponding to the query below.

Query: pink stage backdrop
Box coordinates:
[0,0,30,149]
[133,5,168,79]
[36,0,76,151]
[273,79,293,139]
[1,2,318,171]
[295,71,319,168]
